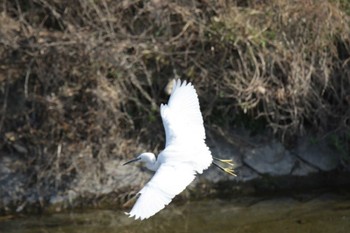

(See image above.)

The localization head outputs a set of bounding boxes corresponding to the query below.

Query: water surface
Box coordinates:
[1,194,350,233]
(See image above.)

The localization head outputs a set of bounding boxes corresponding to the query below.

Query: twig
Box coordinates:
[24,59,34,99]
[0,75,9,134]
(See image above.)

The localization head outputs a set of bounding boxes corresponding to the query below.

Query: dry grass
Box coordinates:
[0,0,350,210]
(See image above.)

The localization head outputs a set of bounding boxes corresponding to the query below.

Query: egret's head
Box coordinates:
[123,152,156,166]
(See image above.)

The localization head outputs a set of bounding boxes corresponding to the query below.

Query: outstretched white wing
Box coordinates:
[160,80,206,147]
[127,80,212,220]
[128,162,196,220]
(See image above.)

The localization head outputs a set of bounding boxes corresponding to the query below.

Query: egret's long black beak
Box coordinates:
[123,157,141,166]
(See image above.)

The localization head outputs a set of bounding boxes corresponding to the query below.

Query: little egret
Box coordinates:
[123,80,235,220]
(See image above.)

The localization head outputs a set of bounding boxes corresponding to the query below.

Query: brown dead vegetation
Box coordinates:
[0,0,350,210]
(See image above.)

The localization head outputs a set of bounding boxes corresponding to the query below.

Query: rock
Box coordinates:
[0,130,349,214]
[234,166,260,182]
[243,142,296,176]
[72,159,148,195]
[290,159,318,176]
[50,195,65,205]
[0,155,27,207]
[296,137,340,171]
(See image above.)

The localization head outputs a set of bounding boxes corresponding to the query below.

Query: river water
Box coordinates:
[1,193,350,233]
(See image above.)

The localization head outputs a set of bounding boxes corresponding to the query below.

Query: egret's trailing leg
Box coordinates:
[213,157,236,176]
[213,157,234,166]
[123,80,236,220]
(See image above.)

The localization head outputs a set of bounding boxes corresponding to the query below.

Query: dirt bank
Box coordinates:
[0,0,350,214]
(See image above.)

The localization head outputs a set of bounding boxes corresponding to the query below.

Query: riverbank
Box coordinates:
[1,0,350,214]
[1,128,350,214]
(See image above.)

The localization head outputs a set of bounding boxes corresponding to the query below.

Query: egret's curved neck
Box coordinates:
[145,155,159,171]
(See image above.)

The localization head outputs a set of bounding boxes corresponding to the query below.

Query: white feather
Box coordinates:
[126,80,213,220]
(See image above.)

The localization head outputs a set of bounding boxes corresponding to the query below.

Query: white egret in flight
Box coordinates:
[123,80,235,220]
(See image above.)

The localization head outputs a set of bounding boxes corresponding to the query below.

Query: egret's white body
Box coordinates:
[124,80,213,220]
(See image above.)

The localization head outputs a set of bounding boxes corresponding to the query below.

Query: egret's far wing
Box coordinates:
[127,163,196,220]
[160,80,205,147]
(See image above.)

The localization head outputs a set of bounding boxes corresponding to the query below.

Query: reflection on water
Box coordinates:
[1,194,350,233]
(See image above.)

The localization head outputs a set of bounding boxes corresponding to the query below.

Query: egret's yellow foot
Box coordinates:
[223,167,236,176]
[213,160,236,176]
[213,157,234,166]
[218,159,234,166]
